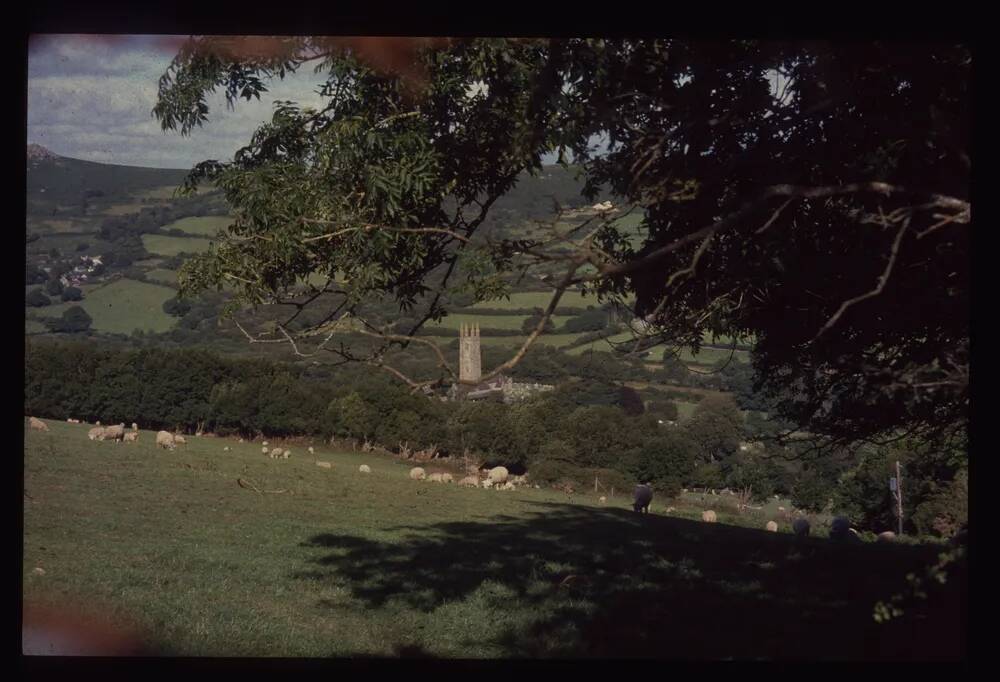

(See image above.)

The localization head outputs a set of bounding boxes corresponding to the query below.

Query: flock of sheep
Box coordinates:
[27,416,903,543]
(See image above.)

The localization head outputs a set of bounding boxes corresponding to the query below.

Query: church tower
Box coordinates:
[459,323,482,383]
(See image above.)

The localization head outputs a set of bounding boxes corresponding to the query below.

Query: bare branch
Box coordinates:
[473,261,582,385]
[811,214,910,343]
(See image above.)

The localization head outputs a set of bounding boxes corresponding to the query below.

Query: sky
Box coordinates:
[27,34,329,169]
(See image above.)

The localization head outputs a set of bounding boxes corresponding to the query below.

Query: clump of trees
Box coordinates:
[26,290,51,307]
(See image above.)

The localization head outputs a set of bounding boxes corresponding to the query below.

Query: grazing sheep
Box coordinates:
[877,531,897,543]
[501,481,515,491]
[702,510,718,523]
[441,473,454,483]
[459,476,478,487]
[103,424,126,443]
[766,521,779,532]
[270,447,283,459]
[481,480,493,489]
[308,446,315,455]
[316,461,332,469]
[487,466,509,484]
[599,496,607,504]
[829,516,851,541]
[173,434,186,445]
[359,464,372,473]
[223,446,230,452]
[156,431,175,450]
[633,483,653,513]
[428,473,444,483]
[262,446,269,455]
[282,449,291,459]
[409,467,426,481]
[29,417,49,432]
[792,518,811,537]
[123,431,139,443]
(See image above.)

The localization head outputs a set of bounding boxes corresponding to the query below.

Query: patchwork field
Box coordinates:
[163,216,232,236]
[428,314,578,331]
[22,420,961,659]
[32,278,177,334]
[142,234,214,257]
[470,290,601,310]
[144,268,179,285]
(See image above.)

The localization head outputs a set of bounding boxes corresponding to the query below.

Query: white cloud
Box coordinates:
[27,35,332,169]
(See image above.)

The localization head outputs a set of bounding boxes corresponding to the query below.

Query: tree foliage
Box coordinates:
[154,38,969,449]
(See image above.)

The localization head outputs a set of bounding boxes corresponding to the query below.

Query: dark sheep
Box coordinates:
[633,483,653,513]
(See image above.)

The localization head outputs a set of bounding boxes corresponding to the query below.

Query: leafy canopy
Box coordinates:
[154,38,969,449]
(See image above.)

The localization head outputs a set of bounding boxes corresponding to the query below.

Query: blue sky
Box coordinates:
[28,34,329,169]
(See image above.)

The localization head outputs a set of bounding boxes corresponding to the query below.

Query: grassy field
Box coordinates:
[675,401,698,421]
[23,420,961,659]
[32,279,177,334]
[163,216,233,236]
[469,290,601,310]
[24,319,47,335]
[428,314,578,332]
[142,234,214,256]
[144,268,179,285]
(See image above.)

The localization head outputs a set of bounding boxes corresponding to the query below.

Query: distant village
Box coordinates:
[41,254,103,288]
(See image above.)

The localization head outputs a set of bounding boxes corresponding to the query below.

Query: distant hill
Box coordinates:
[26,147,190,216]
[27,143,58,162]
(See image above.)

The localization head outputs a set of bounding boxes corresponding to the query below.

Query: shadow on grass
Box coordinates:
[293,502,964,660]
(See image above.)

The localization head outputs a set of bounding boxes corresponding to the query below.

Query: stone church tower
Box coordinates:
[459,323,482,383]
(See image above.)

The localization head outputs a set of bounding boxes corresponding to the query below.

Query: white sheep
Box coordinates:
[481,479,493,489]
[766,521,778,532]
[223,446,230,452]
[131,423,138,432]
[123,431,139,443]
[173,434,186,445]
[487,466,509,485]
[316,461,332,469]
[156,431,175,450]
[308,446,315,455]
[598,496,607,504]
[262,446,269,455]
[29,417,49,432]
[702,510,718,523]
[459,476,478,487]
[103,424,126,443]
[262,441,269,447]
[96,421,101,426]
[501,481,514,491]
[359,464,371,473]
[270,447,283,459]
[282,449,291,459]
[409,467,426,481]
[87,426,104,441]
[441,473,453,483]
[428,473,444,483]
